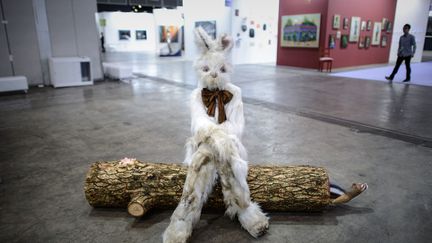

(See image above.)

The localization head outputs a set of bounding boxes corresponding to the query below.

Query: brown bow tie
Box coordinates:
[201,88,233,124]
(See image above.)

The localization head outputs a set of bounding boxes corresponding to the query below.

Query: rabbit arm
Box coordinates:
[220,99,244,139]
[190,89,217,136]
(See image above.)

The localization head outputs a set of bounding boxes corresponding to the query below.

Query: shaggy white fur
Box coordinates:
[163,27,269,243]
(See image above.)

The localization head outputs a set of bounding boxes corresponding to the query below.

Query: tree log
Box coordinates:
[84,160,331,217]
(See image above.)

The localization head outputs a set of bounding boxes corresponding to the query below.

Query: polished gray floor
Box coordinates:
[1,55,432,242]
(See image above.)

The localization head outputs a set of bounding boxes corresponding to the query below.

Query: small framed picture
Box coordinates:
[366,20,372,31]
[341,34,348,48]
[359,36,364,49]
[135,30,147,40]
[381,36,388,47]
[386,21,392,33]
[336,30,341,39]
[329,34,336,49]
[365,36,371,49]
[343,17,349,29]
[382,18,388,30]
[333,15,341,29]
[119,30,131,40]
[361,21,366,31]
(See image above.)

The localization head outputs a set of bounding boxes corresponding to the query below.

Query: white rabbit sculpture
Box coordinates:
[163,27,269,243]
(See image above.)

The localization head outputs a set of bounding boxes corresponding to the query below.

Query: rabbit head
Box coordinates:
[194,27,233,90]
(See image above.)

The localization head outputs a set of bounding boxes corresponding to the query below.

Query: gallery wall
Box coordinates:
[231,0,279,65]
[325,0,397,68]
[389,0,429,63]
[276,0,329,68]
[98,12,157,52]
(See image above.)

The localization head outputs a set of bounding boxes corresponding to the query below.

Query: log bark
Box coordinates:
[84,160,331,216]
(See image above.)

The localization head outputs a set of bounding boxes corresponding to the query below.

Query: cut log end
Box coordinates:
[128,203,145,217]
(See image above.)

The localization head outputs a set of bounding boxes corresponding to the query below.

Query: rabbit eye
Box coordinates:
[202,66,209,72]
[220,66,226,73]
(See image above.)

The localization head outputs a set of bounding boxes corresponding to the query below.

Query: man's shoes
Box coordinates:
[402,79,410,82]
[385,76,393,82]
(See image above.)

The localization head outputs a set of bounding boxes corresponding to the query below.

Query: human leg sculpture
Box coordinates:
[163,143,217,243]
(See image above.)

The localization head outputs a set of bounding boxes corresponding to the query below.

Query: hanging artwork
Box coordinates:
[235,9,239,16]
[358,36,365,49]
[329,34,336,49]
[333,15,340,29]
[135,30,147,40]
[249,28,255,38]
[386,22,392,33]
[361,21,366,31]
[365,36,371,49]
[263,24,267,31]
[382,18,388,30]
[341,34,348,48]
[241,18,247,32]
[336,30,341,39]
[343,17,349,29]
[372,22,382,45]
[349,17,361,42]
[280,13,321,48]
[159,26,179,43]
[381,36,388,47]
[195,21,217,39]
[119,30,131,40]
[366,20,372,31]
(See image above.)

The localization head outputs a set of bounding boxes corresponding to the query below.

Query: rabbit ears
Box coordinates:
[194,26,233,54]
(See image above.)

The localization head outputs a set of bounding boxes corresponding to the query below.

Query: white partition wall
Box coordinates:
[183,0,231,60]
[389,0,430,63]
[98,12,157,52]
[231,0,279,64]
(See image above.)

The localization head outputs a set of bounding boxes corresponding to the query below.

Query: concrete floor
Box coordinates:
[1,59,432,242]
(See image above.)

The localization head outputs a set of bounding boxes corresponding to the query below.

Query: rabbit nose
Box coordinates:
[210,72,218,78]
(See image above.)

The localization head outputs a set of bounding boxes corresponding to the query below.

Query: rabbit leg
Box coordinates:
[163,144,217,243]
[217,154,269,238]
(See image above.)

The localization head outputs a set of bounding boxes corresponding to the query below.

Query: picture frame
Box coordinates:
[329,34,336,49]
[349,17,361,42]
[135,30,147,40]
[280,13,321,48]
[341,34,348,48]
[382,18,388,30]
[372,22,382,45]
[381,35,388,47]
[366,20,372,31]
[361,21,366,31]
[386,21,392,33]
[343,17,349,29]
[159,26,179,43]
[365,36,371,49]
[333,15,341,29]
[358,36,364,49]
[119,30,131,40]
[195,21,217,39]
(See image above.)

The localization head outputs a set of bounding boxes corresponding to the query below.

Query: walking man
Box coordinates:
[386,24,416,82]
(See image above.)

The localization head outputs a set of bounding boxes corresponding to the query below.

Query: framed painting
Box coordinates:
[386,21,392,33]
[349,17,361,42]
[361,21,366,31]
[341,34,348,48]
[159,26,179,43]
[119,30,131,40]
[333,15,340,29]
[280,13,321,48]
[343,17,349,29]
[365,36,371,49]
[366,20,372,31]
[382,18,388,30]
[381,36,388,47]
[195,21,217,39]
[372,22,382,45]
[358,36,364,49]
[135,30,147,40]
[329,34,336,49]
